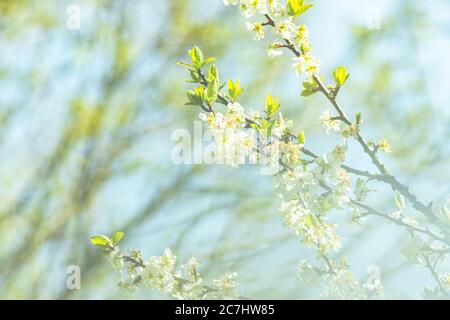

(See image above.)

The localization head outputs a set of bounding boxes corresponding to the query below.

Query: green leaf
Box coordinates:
[298,130,305,144]
[287,0,299,16]
[228,79,244,100]
[187,88,204,106]
[297,3,313,15]
[249,122,259,130]
[287,0,313,17]
[265,95,281,118]
[302,80,315,90]
[188,70,200,83]
[111,231,125,245]
[90,235,111,246]
[355,112,363,125]
[301,80,318,97]
[208,65,219,83]
[395,194,405,210]
[195,86,206,99]
[203,57,216,66]
[206,78,219,105]
[333,66,350,86]
[260,118,276,136]
[177,61,197,72]
[301,89,316,97]
[260,118,268,129]
[267,119,276,136]
[188,46,204,69]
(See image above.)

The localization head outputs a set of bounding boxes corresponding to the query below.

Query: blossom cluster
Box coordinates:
[321,269,383,300]
[116,248,238,299]
[297,258,384,299]
[199,102,256,167]
[275,142,385,299]
[277,144,352,254]
[198,101,299,170]
[91,233,238,299]
[223,0,320,78]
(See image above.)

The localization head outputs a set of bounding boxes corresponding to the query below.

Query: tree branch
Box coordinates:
[262,13,439,224]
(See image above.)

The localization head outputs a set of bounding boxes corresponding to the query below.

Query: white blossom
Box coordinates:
[275,19,296,40]
[267,48,283,58]
[320,110,340,133]
[246,21,265,40]
[292,54,320,77]
[223,0,240,6]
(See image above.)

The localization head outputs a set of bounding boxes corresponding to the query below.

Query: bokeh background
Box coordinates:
[0,0,449,299]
